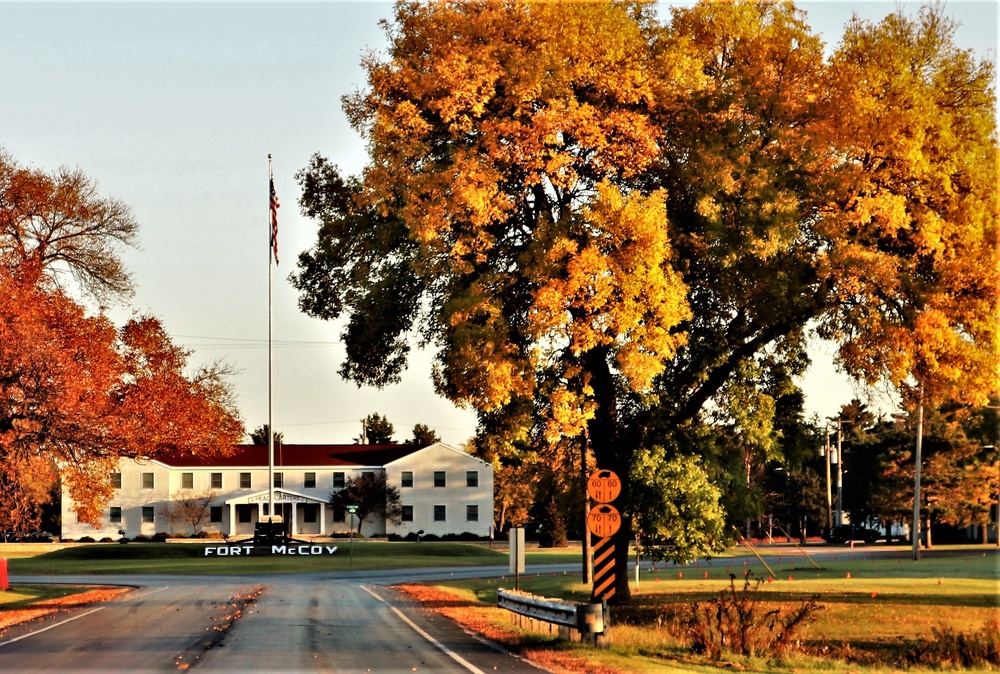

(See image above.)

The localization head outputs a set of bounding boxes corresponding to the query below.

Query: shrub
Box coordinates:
[907,620,1000,669]
[132,535,150,543]
[78,536,95,543]
[688,572,822,659]
[99,537,115,543]
[194,531,224,540]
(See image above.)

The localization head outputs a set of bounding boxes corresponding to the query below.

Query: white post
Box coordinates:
[912,395,924,561]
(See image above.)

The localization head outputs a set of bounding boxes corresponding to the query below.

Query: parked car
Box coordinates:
[824,524,880,544]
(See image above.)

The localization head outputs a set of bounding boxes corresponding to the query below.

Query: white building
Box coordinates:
[60,442,494,541]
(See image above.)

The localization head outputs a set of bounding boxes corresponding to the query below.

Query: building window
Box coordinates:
[362,471,374,480]
[466,505,479,522]
[239,472,251,489]
[332,505,345,522]
[111,473,122,489]
[211,472,223,489]
[304,504,318,523]
[333,472,345,489]
[210,506,223,523]
[466,471,478,488]
[304,472,316,489]
[181,472,193,489]
[141,473,154,489]
[434,471,446,488]
[141,506,154,523]
[273,472,283,488]
[433,505,446,522]
[110,506,122,523]
[237,505,252,523]
[401,471,413,488]
[401,505,413,522]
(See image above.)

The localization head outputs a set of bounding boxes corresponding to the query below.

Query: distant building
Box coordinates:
[60,442,494,540]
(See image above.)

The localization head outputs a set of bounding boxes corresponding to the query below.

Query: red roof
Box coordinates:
[158,444,425,468]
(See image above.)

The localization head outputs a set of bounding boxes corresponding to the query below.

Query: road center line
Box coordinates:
[360,585,486,674]
[0,585,169,649]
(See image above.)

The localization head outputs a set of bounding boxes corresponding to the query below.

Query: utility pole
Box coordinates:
[824,425,833,531]
[836,419,844,527]
[912,393,924,561]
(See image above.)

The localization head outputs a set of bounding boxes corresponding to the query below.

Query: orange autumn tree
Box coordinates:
[0,268,122,532]
[818,6,999,408]
[294,1,997,601]
[0,152,244,532]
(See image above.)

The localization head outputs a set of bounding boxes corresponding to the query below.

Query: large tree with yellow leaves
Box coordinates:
[293,0,997,601]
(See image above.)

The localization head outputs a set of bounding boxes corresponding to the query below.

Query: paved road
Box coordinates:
[5,546,986,672]
[1,568,553,673]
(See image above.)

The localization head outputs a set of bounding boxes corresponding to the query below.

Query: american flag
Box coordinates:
[269,176,280,264]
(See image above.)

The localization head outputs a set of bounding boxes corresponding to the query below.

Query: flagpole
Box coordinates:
[267,154,275,523]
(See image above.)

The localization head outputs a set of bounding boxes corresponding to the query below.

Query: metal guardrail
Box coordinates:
[497,589,606,636]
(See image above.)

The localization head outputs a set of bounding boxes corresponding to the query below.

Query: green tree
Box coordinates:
[406,423,440,446]
[356,413,395,445]
[249,424,284,446]
[629,449,726,564]
[330,472,402,536]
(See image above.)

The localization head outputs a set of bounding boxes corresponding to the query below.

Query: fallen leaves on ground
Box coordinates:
[0,586,133,632]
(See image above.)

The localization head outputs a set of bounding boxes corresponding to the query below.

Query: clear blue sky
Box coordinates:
[2,1,996,446]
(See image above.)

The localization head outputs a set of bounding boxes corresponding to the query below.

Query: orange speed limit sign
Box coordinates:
[587,470,621,503]
[587,504,622,537]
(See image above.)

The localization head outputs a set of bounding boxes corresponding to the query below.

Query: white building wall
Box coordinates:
[385,444,494,538]
[61,443,494,541]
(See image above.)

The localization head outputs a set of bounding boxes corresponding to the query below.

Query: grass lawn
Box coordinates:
[4,540,582,575]
[3,542,996,671]
[408,548,999,673]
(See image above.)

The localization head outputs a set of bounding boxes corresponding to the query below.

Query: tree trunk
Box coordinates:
[924,516,932,549]
[583,346,630,604]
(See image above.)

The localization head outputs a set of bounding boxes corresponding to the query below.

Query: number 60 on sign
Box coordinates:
[587,470,621,503]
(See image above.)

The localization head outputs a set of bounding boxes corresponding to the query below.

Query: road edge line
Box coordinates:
[360,585,486,674]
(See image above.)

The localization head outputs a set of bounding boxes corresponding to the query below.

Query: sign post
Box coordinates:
[509,527,525,591]
[346,504,358,571]
[587,470,621,603]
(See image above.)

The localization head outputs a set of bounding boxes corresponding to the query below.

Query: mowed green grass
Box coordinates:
[429,549,999,672]
[4,541,581,575]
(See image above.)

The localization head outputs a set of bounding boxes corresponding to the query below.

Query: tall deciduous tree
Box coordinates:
[0,268,122,532]
[0,149,138,303]
[0,152,245,532]
[293,0,997,601]
[818,7,998,407]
